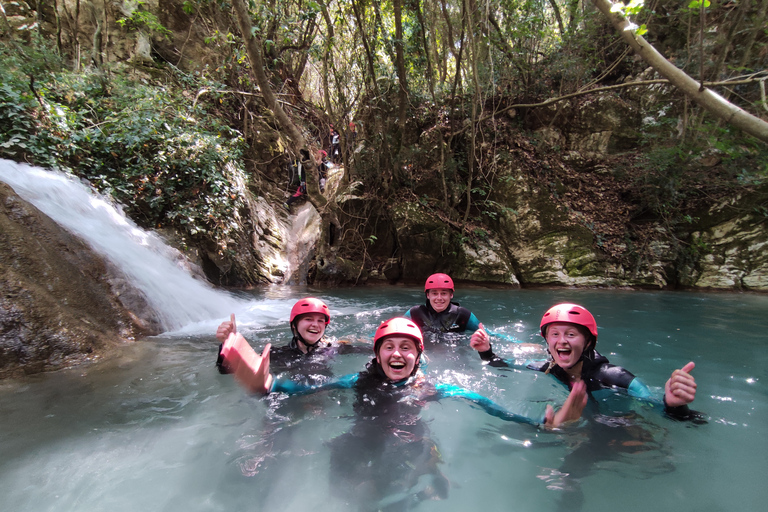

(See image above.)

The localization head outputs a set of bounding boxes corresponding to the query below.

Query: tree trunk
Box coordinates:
[592,0,768,143]
[351,0,380,97]
[393,0,409,148]
[412,0,436,103]
[738,0,768,70]
[548,0,566,35]
[231,0,342,276]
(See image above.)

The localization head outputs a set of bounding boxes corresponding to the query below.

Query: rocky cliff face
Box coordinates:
[0,183,156,378]
[338,96,768,292]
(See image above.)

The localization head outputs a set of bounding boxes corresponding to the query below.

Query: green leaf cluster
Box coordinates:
[0,41,248,255]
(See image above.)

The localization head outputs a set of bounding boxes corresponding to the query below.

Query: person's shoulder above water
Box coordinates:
[473,302,702,421]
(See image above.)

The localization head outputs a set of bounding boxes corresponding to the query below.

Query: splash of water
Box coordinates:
[0,159,275,333]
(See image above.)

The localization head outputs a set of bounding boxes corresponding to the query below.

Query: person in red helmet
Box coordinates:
[404,273,478,334]
[470,303,700,420]
[405,273,525,346]
[215,297,365,382]
[218,316,586,426]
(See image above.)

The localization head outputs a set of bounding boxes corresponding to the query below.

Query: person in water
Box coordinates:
[469,303,700,420]
[219,316,587,425]
[215,297,363,381]
[222,317,587,510]
[404,273,524,346]
[219,317,586,508]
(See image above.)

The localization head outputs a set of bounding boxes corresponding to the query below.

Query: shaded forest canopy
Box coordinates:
[1,0,767,288]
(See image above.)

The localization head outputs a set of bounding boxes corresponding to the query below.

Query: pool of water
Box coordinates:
[1,287,766,512]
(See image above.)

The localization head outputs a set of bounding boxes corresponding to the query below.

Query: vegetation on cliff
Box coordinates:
[1,0,767,288]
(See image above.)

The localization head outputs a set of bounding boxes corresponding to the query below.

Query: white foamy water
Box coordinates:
[0,159,257,333]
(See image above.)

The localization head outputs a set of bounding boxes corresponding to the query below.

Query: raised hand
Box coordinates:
[221,331,273,395]
[545,379,588,428]
[469,323,491,352]
[234,341,273,395]
[216,313,237,343]
[665,362,697,408]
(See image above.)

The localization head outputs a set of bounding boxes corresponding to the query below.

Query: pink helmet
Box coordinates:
[424,273,454,293]
[373,317,424,354]
[290,297,330,324]
[540,303,598,339]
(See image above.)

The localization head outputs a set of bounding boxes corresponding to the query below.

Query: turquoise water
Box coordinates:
[1,287,766,512]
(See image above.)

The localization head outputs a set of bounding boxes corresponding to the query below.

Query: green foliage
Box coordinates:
[610,0,646,17]
[117,2,173,38]
[687,0,711,10]
[0,40,248,254]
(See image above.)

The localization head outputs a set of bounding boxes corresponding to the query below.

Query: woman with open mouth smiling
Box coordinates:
[470,303,700,420]
[218,316,587,427]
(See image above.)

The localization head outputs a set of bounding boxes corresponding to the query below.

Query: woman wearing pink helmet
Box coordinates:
[470,303,700,420]
[405,273,525,348]
[404,273,477,334]
[219,316,586,508]
[215,297,363,381]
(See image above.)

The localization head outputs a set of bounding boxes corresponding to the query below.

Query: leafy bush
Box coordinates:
[0,40,248,254]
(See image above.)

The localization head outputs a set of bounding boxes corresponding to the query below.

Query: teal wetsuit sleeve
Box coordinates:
[626,377,695,420]
[627,377,654,400]
[465,313,481,332]
[270,373,359,396]
[434,383,541,426]
[404,310,413,320]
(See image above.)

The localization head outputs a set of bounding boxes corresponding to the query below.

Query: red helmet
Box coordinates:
[424,273,454,293]
[290,297,330,324]
[540,303,598,339]
[373,317,424,354]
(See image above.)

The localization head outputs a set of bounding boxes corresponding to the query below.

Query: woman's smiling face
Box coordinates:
[294,312,327,344]
[376,335,419,381]
[544,322,588,369]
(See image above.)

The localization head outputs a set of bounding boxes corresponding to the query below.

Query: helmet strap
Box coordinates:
[291,323,321,353]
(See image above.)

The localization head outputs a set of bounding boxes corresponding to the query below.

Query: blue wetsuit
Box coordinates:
[477,345,696,420]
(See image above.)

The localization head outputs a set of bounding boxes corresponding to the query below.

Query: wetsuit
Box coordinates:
[268,358,541,424]
[405,302,522,345]
[216,337,367,386]
[405,302,479,334]
[269,358,545,509]
[477,345,696,420]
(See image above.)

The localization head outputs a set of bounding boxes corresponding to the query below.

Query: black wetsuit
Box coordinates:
[405,302,479,334]
[271,359,540,510]
[216,337,366,386]
[478,346,696,420]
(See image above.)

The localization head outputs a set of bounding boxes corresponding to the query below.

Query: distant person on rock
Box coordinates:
[329,125,341,164]
[316,149,328,193]
[283,149,328,210]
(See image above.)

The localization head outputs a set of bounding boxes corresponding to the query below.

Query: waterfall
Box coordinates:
[0,159,291,334]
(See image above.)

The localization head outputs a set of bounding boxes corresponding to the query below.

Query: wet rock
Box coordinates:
[0,184,155,378]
